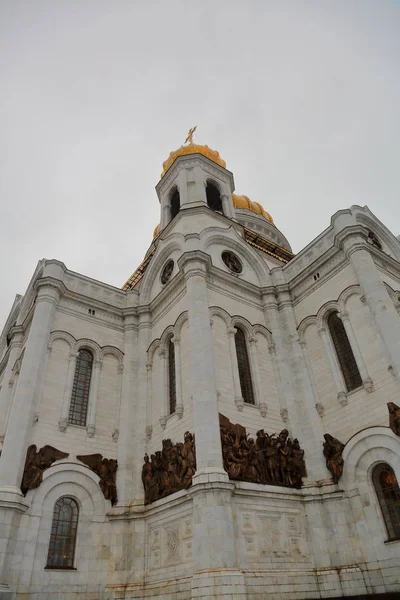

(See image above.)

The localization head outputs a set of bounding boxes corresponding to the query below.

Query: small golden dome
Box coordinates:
[232,194,274,223]
[161,144,226,178]
[153,223,160,238]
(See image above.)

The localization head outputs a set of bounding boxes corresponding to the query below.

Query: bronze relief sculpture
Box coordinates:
[142,431,196,504]
[220,414,306,489]
[21,445,69,496]
[77,454,118,506]
[388,402,400,436]
[323,434,345,484]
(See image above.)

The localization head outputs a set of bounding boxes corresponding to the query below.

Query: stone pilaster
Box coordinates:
[86,358,103,437]
[178,251,245,597]
[0,279,62,494]
[178,251,225,477]
[115,311,138,506]
[0,327,23,440]
[263,282,328,481]
[341,230,400,376]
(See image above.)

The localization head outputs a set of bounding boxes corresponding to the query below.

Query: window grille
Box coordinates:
[327,312,362,392]
[372,463,400,540]
[168,338,176,414]
[235,327,255,404]
[46,497,78,569]
[68,349,93,426]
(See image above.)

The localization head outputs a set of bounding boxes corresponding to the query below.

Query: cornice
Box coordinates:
[156,153,234,197]
[34,276,67,295]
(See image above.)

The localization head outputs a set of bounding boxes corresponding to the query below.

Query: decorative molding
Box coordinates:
[259,403,268,418]
[86,424,96,438]
[280,408,289,423]
[337,391,348,407]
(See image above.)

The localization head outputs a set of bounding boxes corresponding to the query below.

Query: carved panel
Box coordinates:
[148,516,193,571]
[239,508,308,563]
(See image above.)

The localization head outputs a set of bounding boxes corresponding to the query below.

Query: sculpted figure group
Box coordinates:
[220,415,306,489]
[322,434,345,484]
[388,402,400,436]
[21,445,69,496]
[77,454,118,506]
[142,431,196,504]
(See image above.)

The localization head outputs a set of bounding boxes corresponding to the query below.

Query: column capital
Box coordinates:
[178,251,212,279]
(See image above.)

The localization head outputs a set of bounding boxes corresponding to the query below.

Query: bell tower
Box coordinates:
[156,128,236,231]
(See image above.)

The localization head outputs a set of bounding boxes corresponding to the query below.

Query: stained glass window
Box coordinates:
[373,463,400,541]
[235,327,255,405]
[68,349,93,426]
[46,497,78,569]
[327,312,362,392]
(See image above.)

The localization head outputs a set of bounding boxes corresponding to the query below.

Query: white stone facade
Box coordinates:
[0,151,400,599]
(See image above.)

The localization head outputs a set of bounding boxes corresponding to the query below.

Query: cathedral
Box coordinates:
[0,136,400,600]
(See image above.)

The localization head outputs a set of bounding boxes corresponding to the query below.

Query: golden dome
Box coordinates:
[153,223,160,238]
[161,144,226,178]
[232,194,274,223]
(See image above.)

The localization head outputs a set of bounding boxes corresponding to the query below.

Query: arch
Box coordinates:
[46,496,79,568]
[231,315,254,338]
[73,338,102,361]
[160,325,175,350]
[100,345,124,365]
[209,306,231,329]
[48,330,76,352]
[68,348,94,426]
[316,300,340,329]
[372,462,400,541]
[147,339,161,366]
[173,311,189,339]
[342,427,400,488]
[338,285,362,313]
[139,237,185,304]
[202,228,270,284]
[253,323,273,346]
[206,180,223,213]
[234,325,255,405]
[297,315,318,341]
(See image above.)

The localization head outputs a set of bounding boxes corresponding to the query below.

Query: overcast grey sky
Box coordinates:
[1,1,399,326]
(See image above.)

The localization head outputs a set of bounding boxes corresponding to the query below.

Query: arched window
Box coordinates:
[68,349,93,426]
[168,338,176,414]
[372,463,400,540]
[234,327,255,405]
[206,182,223,213]
[46,497,79,569]
[327,312,362,392]
[170,187,180,220]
